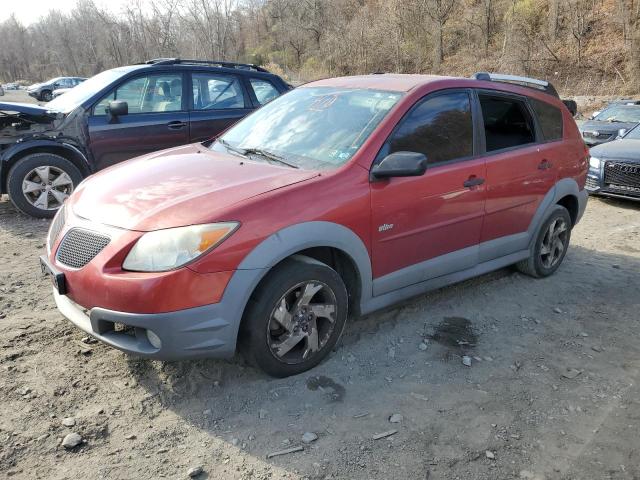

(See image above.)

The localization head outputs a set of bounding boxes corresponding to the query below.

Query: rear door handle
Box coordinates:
[463,176,485,188]
[167,120,187,129]
[538,159,552,170]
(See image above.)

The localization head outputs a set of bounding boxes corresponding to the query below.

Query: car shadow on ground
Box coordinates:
[123,240,640,477]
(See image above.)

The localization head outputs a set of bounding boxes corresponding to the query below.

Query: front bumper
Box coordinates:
[27,91,39,98]
[585,165,640,201]
[45,208,269,360]
[53,284,241,360]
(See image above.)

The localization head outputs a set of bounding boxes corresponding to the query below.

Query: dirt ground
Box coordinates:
[0,193,638,480]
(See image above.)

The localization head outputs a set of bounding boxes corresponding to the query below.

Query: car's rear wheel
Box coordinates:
[40,90,52,102]
[516,205,572,278]
[240,256,348,377]
[7,153,83,218]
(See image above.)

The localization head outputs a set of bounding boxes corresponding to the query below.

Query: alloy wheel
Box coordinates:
[22,166,74,211]
[540,217,568,269]
[266,281,338,364]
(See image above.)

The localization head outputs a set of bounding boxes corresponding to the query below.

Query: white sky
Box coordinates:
[0,0,133,25]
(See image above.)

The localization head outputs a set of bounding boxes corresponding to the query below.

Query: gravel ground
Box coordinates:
[1,192,639,480]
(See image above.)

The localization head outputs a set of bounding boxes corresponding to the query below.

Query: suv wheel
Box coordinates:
[240,256,348,377]
[40,90,53,102]
[7,153,83,218]
[516,205,572,278]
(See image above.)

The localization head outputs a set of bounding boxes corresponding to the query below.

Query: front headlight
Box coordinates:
[123,222,239,272]
[589,157,601,169]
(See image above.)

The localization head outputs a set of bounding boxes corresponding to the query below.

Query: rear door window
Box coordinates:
[530,98,563,141]
[191,73,246,110]
[249,78,280,105]
[383,91,474,164]
[478,94,536,152]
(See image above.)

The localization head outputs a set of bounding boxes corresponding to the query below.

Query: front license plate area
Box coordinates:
[39,255,67,295]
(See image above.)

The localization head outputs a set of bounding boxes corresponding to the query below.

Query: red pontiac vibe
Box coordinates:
[41,72,589,377]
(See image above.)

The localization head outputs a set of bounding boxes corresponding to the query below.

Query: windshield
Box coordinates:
[593,105,640,123]
[46,68,131,113]
[213,87,402,169]
[623,125,640,140]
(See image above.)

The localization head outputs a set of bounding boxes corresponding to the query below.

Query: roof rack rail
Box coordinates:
[143,58,269,72]
[471,72,559,98]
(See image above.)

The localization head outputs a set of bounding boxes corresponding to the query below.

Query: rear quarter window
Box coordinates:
[531,98,563,141]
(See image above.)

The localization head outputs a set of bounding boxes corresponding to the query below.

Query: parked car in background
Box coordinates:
[4,83,19,90]
[579,102,640,146]
[27,77,86,102]
[0,59,290,217]
[41,72,588,377]
[0,85,4,96]
[52,78,87,99]
[587,124,640,201]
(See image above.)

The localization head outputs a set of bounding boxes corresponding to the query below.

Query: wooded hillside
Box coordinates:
[1,0,638,95]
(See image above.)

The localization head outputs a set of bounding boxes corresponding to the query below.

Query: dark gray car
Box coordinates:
[579,103,640,146]
[587,125,640,201]
[27,77,86,102]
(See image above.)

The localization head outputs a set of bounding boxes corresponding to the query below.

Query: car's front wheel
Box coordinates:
[7,153,83,218]
[240,256,348,377]
[40,90,53,102]
[516,205,572,278]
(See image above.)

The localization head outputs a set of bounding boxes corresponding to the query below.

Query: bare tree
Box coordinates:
[425,0,457,69]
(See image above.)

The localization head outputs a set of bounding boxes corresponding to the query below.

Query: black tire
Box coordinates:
[516,205,572,278]
[240,255,348,377]
[7,153,83,218]
[40,90,52,102]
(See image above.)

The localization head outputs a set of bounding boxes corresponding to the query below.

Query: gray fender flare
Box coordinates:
[223,221,373,350]
[526,177,585,248]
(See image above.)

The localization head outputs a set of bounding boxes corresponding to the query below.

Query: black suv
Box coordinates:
[0,59,291,217]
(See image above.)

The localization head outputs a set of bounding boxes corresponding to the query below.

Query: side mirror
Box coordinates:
[591,111,600,119]
[107,100,128,122]
[616,128,627,139]
[371,151,427,180]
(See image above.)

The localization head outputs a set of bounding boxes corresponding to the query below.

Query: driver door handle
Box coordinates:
[167,120,187,129]
[463,176,485,188]
[538,159,553,170]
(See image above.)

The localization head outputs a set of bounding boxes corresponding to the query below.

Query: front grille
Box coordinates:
[56,228,110,269]
[604,161,640,190]
[48,205,66,249]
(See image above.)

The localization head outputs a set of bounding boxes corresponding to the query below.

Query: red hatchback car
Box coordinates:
[41,72,589,377]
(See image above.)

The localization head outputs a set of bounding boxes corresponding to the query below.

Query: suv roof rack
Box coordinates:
[471,72,559,98]
[142,58,269,73]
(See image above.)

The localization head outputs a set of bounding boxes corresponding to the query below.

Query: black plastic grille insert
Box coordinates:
[56,228,110,269]
[604,161,640,189]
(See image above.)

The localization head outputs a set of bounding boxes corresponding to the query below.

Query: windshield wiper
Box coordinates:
[217,138,247,157]
[242,148,299,169]
[217,139,298,169]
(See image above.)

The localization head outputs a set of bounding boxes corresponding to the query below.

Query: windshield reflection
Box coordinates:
[213,87,402,170]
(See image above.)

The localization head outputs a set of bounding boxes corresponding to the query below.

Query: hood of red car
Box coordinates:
[71,144,318,231]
